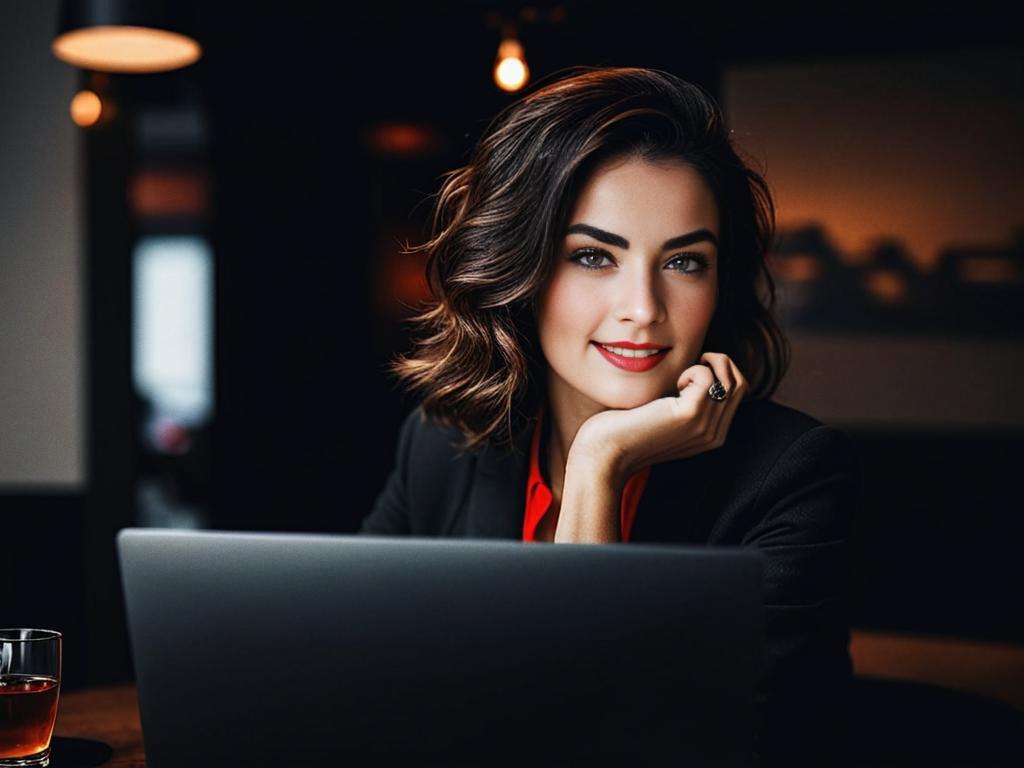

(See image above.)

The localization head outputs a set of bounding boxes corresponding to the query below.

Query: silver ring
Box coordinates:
[708,380,728,401]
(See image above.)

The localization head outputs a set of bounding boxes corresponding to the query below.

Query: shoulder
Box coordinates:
[393,405,480,479]
[709,397,862,533]
[728,398,862,544]
[732,397,825,443]
[727,397,857,473]
[364,405,480,535]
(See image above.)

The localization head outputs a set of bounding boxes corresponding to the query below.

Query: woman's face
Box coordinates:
[536,155,720,421]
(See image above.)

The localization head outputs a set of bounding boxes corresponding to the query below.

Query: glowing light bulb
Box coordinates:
[493,38,529,92]
[70,89,102,126]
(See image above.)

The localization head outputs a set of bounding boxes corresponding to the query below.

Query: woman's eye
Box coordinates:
[570,249,612,269]
[668,254,710,274]
[570,248,710,274]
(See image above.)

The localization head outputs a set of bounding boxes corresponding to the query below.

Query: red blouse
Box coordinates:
[522,405,651,542]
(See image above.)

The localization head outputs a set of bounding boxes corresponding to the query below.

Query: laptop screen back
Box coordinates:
[118,529,764,766]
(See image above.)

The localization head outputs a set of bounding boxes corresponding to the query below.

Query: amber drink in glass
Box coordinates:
[0,630,61,767]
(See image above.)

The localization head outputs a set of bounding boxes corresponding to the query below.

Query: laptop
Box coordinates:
[117,529,765,766]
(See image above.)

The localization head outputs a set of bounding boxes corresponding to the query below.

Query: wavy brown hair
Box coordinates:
[389,65,790,453]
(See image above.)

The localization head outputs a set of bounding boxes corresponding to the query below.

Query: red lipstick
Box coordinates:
[591,341,670,372]
[595,341,667,350]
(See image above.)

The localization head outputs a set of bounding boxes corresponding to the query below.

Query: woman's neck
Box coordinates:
[543,393,603,503]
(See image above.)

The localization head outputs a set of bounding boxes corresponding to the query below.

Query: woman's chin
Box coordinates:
[595,390,669,410]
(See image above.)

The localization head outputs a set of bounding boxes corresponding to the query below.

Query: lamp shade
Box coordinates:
[53,0,201,73]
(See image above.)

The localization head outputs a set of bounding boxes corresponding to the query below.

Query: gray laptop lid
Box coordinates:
[117,529,764,767]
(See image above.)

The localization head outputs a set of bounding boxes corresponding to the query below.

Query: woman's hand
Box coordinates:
[568,351,750,484]
[553,352,749,543]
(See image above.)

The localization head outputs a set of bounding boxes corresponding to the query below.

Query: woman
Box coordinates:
[360,66,860,766]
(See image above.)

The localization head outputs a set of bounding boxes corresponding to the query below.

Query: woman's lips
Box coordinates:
[591,341,669,372]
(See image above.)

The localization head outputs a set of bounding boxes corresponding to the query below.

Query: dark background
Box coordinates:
[4,2,1022,689]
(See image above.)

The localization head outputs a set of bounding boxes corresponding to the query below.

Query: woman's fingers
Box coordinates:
[667,352,750,459]
[675,361,717,409]
[697,352,748,451]
[674,362,718,439]
[696,353,730,445]
[699,351,738,394]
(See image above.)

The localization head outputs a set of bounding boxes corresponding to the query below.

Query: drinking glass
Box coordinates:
[0,630,61,767]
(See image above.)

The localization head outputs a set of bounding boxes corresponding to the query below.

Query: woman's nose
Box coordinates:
[613,268,666,326]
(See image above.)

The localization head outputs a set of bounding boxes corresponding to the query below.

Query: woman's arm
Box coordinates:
[553,451,624,543]
[553,354,748,543]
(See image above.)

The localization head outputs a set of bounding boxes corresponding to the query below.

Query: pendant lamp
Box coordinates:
[52,0,201,73]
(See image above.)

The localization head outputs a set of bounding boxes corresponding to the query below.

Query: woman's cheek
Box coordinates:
[555,277,601,330]
[541,270,598,344]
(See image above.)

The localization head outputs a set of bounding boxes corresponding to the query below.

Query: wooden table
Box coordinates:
[45,631,1024,767]
[52,684,144,767]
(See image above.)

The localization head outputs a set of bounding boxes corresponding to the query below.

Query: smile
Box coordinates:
[591,342,669,372]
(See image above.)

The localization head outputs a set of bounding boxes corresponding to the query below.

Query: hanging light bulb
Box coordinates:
[52,0,202,74]
[70,89,103,126]
[493,36,529,92]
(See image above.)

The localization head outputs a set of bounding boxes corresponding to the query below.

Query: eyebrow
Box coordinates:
[564,223,719,251]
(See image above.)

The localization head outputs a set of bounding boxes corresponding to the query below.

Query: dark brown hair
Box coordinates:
[389,65,789,453]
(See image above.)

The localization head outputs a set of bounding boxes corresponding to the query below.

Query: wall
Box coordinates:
[0,0,83,488]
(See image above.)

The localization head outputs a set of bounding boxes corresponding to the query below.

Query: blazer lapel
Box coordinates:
[461,418,535,539]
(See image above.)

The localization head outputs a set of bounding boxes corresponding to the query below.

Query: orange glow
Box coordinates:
[389,255,431,310]
[770,253,823,282]
[70,90,102,127]
[129,170,209,217]
[726,55,1022,273]
[851,629,1024,713]
[377,230,431,316]
[52,26,201,73]
[366,123,437,156]
[494,39,529,92]
[958,255,1018,284]
[862,269,909,304]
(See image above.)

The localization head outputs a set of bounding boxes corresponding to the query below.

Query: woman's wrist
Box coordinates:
[567,419,634,480]
[553,451,625,543]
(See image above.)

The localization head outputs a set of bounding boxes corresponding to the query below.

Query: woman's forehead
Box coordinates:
[565,158,719,240]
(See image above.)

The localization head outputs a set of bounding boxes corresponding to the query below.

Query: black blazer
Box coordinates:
[360,397,862,765]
